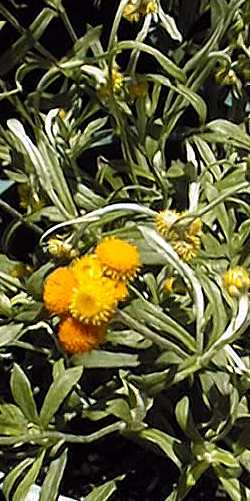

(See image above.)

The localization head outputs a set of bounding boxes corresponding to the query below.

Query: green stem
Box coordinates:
[0,421,126,446]
[0,199,43,235]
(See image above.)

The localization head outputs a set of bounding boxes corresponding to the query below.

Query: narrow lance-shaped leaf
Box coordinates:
[39,449,68,501]
[3,458,34,501]
[13,449,46,501]
[10,364,39,424]
[40,366,83,428]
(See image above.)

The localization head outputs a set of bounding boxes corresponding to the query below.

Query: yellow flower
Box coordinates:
[155,209,202,261]
[47,237,78,259]
[123,3,141,22]
[98,67,123,99]
[71,254,103,280]
[155,209,181,239]
[43,267,77,315]
[163,277,175,295]
[223,266,250,297]
[69,276,118,325]
[172,235,200,262]
[140,0,157,15]
[122,0,157,22]
[95,237,141,281]
[58,316,106,354]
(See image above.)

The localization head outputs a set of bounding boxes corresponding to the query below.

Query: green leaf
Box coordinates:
[0,9,56,76]
[85,476,124,501]
[139,428,182,468]
[13,449,46,501]
[177,461,209,500]
[40,366,83,428]
[106,399,132,423]
[107,329,151,349]
[175,396,202,441]
[39,449,68,501]
[175,83,207,123]
[3,458,35,501]
[0,323,24,347]
[10,364,39,424]
[72,350,139,368]
[159,11,182,42]
[26,262,54,297]
[116,41,185,82]
[0,403,28,435]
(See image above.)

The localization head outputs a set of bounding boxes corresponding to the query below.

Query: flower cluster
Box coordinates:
[43,237,140,354]
[123,0,157,23]
[155,209,202,262]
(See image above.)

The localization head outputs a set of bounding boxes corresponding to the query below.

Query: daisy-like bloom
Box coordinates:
[43,267,77,315]
[155,209,181,240]
[95,237,141,281]
[69,276,119,325]
[71,254,103,280]
[155,209,202,262]
[223,266,250,297]
[58,316,106,354]
[172,235,201,262]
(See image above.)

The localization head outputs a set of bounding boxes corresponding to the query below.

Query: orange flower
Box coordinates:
[95,237,140,281]
[71,254,103,280]
[58,316,106,354]
[43,267,77,315]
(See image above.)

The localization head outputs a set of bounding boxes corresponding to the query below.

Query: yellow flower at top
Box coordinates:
[43,267,77,315]
[122,3,141,22]
[122,0,157,22]
[58,316,106,354]
[223,266,250,297]
[95,237,141,281]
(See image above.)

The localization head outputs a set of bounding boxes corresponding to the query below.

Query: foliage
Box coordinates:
[0,0,249,499]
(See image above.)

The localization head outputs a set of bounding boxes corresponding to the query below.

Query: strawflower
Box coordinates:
[95,237,141,281]
[155,209,202,262]
[43,267,77,315]
[71,254,103,279]
[58,316,106,354]
[223,266,250,297]
[69,276,119,325]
